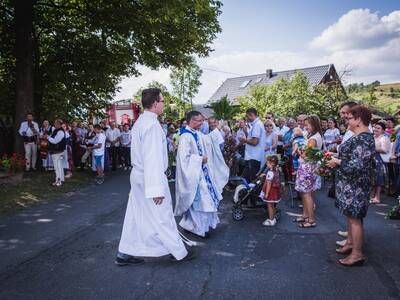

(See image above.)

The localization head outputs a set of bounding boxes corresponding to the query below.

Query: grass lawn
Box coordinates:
[0,169,94,215]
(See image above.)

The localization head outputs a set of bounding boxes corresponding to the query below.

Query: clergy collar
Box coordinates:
[143,110,158,119]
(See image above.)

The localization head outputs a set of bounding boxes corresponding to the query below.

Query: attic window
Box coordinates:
[240,80,251,88]
[254,77,263,84]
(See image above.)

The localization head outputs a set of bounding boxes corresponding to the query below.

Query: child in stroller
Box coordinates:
[231,156,282,221]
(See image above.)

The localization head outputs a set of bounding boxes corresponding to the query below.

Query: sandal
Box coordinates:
[298,220,317,228]
[293,216,308,223]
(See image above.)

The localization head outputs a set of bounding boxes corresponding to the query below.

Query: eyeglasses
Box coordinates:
[265,125,273,127]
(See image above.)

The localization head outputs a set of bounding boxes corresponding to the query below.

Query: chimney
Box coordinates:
[266,69,273,79]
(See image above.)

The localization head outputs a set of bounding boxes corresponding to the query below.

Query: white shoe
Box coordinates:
[262,218,276,226]
[336,239,347,247]
[337,231,348,238]
[53,180,62,187]
[124,166,128,171]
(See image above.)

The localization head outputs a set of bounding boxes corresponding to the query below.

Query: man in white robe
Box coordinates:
[204,118,229,196]
[208,117,224,151]
[116,88,193,266]
[175,111,229,237]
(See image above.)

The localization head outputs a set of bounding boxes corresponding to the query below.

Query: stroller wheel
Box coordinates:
[232,206,244,221]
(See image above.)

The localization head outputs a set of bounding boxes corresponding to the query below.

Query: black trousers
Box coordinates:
[121,147,131,167]
[108,146,119,171]
[243,159,261,183]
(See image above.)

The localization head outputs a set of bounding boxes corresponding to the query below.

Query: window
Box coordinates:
[240,80,251,88]
[254,77,263,84]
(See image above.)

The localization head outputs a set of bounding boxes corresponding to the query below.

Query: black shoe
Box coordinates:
[169,247,196,262]
[115,256,145,266]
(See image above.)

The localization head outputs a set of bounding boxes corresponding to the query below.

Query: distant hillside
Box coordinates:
[347,82,400,115]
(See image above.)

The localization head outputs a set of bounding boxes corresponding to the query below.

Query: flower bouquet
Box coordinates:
[302,146,323,163]
[301,146,332,177]
[316,151,333,177]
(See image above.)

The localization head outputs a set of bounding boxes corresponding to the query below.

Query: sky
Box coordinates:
[115,0,400,104]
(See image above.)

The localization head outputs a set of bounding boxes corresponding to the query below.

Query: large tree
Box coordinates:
[0,0,222,152]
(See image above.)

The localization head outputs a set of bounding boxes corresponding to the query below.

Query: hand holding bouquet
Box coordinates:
[316,151,333,176]
[301,146,332,176]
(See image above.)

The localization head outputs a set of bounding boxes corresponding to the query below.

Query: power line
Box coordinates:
[201,67,244,77]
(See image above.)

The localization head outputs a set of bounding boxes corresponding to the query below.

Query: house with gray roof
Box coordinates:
[207,64,343,105]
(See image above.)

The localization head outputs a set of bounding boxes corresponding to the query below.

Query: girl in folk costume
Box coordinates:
[260,155,281,226]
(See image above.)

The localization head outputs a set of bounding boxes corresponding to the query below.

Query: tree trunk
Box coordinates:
[13,0,36,154]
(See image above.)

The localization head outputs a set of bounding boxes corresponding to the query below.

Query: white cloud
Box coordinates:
[115,9,400,105]
[311,9,400,51]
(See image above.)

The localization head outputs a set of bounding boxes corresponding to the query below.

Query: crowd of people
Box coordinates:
[142,100,399,267]
[18,114,135,186]
[17,91,400,268]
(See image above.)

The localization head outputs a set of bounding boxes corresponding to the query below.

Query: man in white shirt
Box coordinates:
[239,108,266,182]
[88,124,106,183]
[18,113,39,171]
[106,121,121,171]
[120,123,131,170]
[276,117,289,155]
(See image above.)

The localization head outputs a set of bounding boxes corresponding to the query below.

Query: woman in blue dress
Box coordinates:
[327,105,375,267]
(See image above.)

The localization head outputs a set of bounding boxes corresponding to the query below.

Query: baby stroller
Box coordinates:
[230,164,282,221]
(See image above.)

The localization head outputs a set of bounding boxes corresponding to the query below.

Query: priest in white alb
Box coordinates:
[116,88,194,266]
[175,111,229,238]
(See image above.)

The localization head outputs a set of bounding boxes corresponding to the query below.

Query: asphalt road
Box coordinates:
[0,171,399,300]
